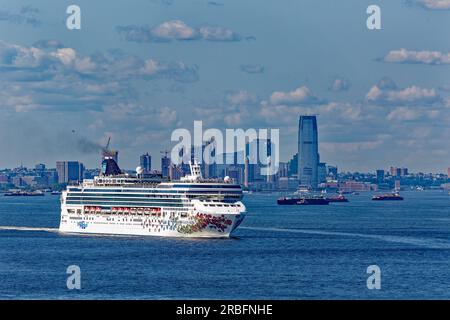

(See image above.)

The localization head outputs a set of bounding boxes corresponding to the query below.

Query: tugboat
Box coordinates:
[372,192,404,201]
[325,194,349,203]
[277,196,329,205]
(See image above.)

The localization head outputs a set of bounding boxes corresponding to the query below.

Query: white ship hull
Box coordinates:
[59,212,244,238]
[59,201,246,238]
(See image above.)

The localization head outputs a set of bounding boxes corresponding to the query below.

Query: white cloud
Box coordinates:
[416,0,450,10]
[366,81,441,106]
[96,103,179,129]
[329,77,351,92]
[240,64,264,74]
[387,107,441,121]
[151,20,198,41]
[388,86,438,102]
[0,39,199,113]
[269,86,323,105]
[50,48,77,65]
[117,20,242,42]
[321,141,383,153]
[199,26,240,41]
[383,48,450,65]
[225,90,258,105]
[386,107,422,121]
[0,6,41,27]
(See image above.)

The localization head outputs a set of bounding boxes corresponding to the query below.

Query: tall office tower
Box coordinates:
[390,166,397,177]
[56,161,84,184]
[140,153,152,173]
[56,162,65,183]
[244,156,249,188]
[245,138,273,182]
[288,153,298,177]
[161,155,171,178]
[376,169,385,184]
[298,115,319,188]
[318,162,327,184]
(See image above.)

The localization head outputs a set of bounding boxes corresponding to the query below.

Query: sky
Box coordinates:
[0,0,449,173]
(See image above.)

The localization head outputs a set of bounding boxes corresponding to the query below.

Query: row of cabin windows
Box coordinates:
[203,203,239,207]
[66,201,185,207]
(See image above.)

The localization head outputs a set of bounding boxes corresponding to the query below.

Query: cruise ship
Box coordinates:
[59,158,246,238]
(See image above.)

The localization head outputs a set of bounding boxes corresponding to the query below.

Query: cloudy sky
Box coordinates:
[0,0,449,172]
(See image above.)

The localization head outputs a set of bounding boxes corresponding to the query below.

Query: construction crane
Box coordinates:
[105,137,111,152]
[102,137,118,163]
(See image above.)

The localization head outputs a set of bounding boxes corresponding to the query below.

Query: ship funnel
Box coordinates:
[101,158,122,176]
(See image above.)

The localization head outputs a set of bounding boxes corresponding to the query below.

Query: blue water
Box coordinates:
[0,191,450,299]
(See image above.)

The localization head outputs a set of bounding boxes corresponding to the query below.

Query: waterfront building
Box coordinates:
[327,165,338,178]
[339,180,373,193]
[318,162,327,183]
[390,166,397,177]
[376,169,385,184]
[0,174,9,185]
[56,161,84,184]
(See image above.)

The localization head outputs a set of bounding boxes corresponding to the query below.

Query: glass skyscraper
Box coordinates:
[56,161,84,184]
[298,115,319,188]
[140,153,152,173]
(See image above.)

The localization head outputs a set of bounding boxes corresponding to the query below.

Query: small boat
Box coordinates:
[372,193,404,201]
[277,196,329,205]
[325,194,349,203]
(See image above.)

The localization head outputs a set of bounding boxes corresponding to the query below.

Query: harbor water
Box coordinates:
[0,190,449,299]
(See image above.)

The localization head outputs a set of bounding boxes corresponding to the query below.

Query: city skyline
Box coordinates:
[1,151,449,176]
[0,1,449,172]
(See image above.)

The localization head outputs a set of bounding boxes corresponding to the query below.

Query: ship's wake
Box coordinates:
[2,225,450,249]
[0,226,59,233]
[241,226,450,249]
